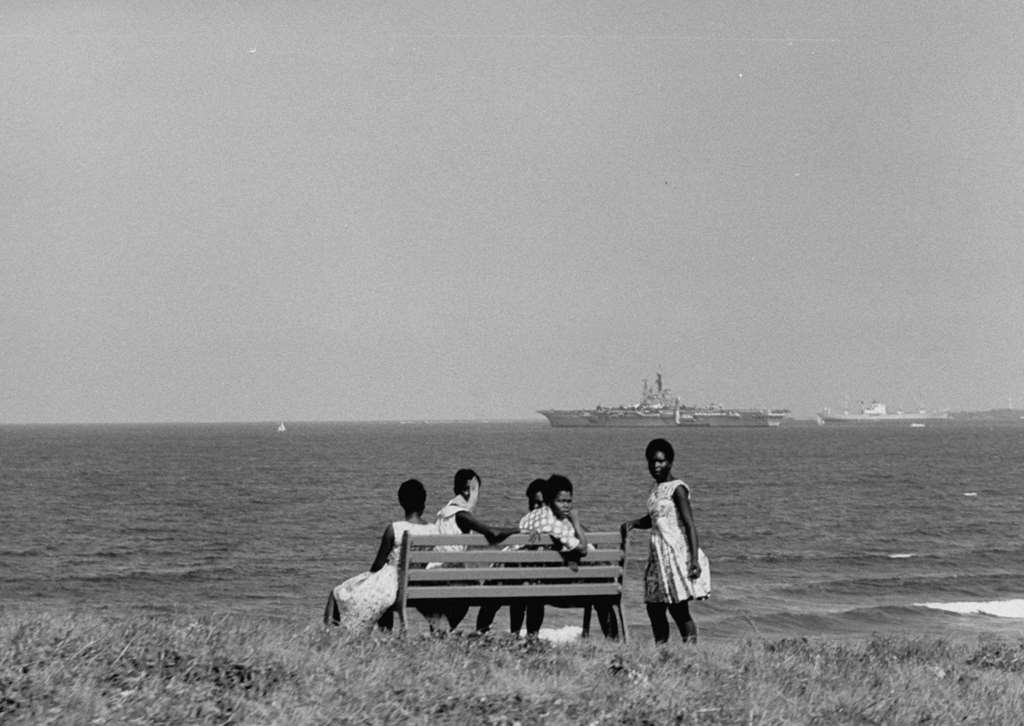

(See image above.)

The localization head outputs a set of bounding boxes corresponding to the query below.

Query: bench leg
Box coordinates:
[582,603,593,638]
[615,602,628,644]
[397,603,407,635]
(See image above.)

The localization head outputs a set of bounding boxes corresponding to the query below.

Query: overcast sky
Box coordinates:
[3,2,1023,423]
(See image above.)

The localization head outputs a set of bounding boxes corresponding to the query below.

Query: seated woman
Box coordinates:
[517,474,591,636]
[424,468,519,633]
[474,478,547,634]
[324,479,436,633]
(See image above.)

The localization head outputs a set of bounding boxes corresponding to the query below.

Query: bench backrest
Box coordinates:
[396,531,627,605]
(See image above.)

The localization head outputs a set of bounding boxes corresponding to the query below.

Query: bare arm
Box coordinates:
[567,510,590,553]
[369,523,395,572]
[672,486,702,579]
[455,511,518,544]
[620,513,652,540]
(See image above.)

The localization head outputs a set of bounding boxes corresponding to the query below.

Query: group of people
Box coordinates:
[324,438,711,644]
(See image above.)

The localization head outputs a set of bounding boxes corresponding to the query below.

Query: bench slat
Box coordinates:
[396,530,630,643]
[405,533,624,547]
[407,550,624,565]
[406,565,623,582]
[406,583,620,600]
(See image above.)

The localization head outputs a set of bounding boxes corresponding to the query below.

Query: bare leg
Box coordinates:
[475,602,501,633]
[376,608,394,631]
[446,602,470,631]
[667,601,697,642]
[646,603,670,643]
[525,602,545,635]
[595,602,619,640]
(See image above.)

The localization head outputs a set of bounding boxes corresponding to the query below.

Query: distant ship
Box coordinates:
[538,373,790,428]
[277,422,287,432]
[947,408,1024,424]
[816,401,950,425]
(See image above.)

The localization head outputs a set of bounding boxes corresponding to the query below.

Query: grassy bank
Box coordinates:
[2,610,1023,725]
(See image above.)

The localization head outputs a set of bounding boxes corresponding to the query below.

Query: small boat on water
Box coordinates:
[277,422,287,432]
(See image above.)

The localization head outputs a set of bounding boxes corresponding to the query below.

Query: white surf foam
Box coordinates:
[963,492,978,497]
[887,553,915,559]
[915,599,1024,619]
[516,625,583,644]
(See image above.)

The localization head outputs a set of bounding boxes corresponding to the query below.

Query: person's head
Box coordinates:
[544,474,574,520]
[525,478,546,511]
[645,438,675,482]
[453,468,481,509]
[397,478,426,516]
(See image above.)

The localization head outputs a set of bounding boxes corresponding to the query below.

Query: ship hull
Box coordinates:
[817,413,950,425]
[694,411,786,427]
[538,409,785,428]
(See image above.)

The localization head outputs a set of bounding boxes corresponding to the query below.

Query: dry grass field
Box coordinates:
[2,610,1023,724]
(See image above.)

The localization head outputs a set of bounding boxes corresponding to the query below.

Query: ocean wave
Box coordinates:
[703,605,944,639]
[717,544,1024,566]
[776,572,1023,600]
[702,601,1024,639]
[915,599,1024,619]
[0,548,47,557]
[70,566,238,583]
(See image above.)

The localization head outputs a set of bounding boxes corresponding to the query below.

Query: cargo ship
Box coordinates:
[816,401,950,426]
[538,374,789,428]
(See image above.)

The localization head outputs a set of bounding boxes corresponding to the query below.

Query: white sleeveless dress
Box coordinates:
[644,480,711,603]
[328,520,437,632]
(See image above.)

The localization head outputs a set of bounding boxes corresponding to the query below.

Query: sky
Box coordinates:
[3,2,1023,423]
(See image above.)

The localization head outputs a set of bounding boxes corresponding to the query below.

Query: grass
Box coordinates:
[2,609,1023,725]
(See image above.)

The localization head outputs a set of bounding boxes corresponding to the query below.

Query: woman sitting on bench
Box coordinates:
[516,474,591,636]
[324,479,436,633]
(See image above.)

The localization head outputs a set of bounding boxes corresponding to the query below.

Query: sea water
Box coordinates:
[1,421,1022,640]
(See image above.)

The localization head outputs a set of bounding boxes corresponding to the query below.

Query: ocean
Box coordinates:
[2,421,1022,641]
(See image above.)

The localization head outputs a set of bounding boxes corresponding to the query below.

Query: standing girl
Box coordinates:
[621,438,710,643]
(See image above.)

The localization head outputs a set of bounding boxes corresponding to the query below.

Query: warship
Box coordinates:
[538,374,789,428]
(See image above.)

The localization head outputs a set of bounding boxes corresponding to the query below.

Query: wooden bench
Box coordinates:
[395,531,629,642]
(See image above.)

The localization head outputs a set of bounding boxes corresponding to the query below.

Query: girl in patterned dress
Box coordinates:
[324,479,436,633]
[621,439,710,643]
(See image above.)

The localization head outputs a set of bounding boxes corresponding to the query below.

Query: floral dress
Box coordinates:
[327,520,437,633]
[644,479,711,603]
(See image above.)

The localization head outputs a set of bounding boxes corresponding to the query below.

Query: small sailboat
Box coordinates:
[277,422,287,432]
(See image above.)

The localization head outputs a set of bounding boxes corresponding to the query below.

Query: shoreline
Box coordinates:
[3,598,1022,643]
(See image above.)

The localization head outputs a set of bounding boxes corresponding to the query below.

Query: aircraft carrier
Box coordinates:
[538,374,789,428]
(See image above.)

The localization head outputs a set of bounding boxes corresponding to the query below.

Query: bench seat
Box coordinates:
[395,531,628,641]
